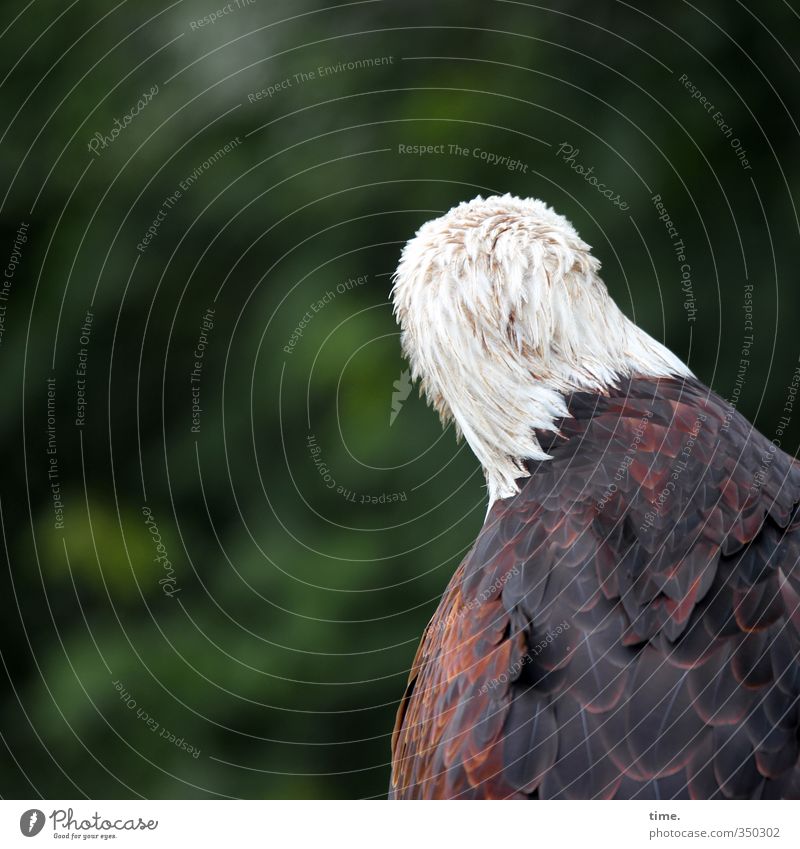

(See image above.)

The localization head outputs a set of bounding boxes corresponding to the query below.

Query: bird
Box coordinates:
[388,194,800,799]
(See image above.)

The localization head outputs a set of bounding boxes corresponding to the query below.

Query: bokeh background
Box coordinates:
[1,0,799,799]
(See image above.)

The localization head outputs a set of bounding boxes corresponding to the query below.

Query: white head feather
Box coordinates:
[391,194,692,505]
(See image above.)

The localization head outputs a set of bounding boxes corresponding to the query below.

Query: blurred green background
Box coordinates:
[1,0,799,799]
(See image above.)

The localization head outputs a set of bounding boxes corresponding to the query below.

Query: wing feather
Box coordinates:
[390,376,800,798]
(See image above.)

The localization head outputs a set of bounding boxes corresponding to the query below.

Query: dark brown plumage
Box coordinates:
[390,376,800,799]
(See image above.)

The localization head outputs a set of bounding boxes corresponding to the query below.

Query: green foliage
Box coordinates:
[1,0,799,799]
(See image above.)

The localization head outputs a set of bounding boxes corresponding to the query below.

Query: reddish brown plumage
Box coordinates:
[390,376,800,799]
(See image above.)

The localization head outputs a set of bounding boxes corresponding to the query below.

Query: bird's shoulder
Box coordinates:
[390,375,800,798]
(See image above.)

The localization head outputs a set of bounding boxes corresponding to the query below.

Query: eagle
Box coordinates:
[388,194,800,799]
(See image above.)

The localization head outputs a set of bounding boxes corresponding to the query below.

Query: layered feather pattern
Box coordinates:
[390,377,800,799]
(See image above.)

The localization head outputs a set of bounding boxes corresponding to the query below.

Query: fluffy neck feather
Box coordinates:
[391,194,692,506]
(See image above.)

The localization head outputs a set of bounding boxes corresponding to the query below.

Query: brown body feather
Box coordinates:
[390,376,800,799]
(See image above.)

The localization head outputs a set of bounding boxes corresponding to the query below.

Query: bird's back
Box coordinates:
[390,376,800,799]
